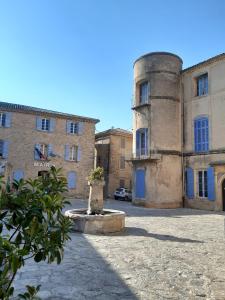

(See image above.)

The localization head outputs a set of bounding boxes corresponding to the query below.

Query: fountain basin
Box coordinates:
[65,208,125,234]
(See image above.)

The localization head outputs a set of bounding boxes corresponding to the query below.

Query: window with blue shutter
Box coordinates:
[194,117,209,152]
[0,112,11,128]
[34,144,41,160]
[207,167,215,201]
[67,171,76,189]
[136,128,148,157]
[13,169,24,181]
[64,144,70,161]
[135,169,145,198]
[77,146,81,162]
[198,170,207,197]
[186,167,194,199]
[36,117,54,132]
[0,140,8,158]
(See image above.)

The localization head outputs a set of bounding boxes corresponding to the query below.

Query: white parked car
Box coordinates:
[114,188,132,201]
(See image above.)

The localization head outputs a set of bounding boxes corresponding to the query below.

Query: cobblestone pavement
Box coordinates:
[13,199,225,300]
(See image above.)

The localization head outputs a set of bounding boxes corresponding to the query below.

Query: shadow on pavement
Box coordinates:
[14,233,138,300]
[107,227,204,243]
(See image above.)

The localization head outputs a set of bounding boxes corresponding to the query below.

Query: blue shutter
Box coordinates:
[194,117,209,152]
[48,144,53,157]
[207,167,215,201]
[2,141,9,158]
[64,144,70,161]
[34,144,41,160]
[144,128,148,155]
[36,117,42,130]
[5,113,11,128]
[49,118,55,132]
[194,120,198,152]
[78,122,84,135]
[186,167,194,199]
[77,146,81,162]
[135,169,145,198]
[136,130,140,157]
[67,171,76,189]
[13,169,24,181]
[66,121,71,134]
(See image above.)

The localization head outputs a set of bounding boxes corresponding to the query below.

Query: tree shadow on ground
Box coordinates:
[14,233,139,300]
[108,227,204,243]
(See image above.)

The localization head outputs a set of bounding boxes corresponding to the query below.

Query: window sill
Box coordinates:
[192,94,208,100]
[132,103,150,110]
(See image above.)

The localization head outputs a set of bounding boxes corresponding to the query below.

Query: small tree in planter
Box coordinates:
[87,167,105,215]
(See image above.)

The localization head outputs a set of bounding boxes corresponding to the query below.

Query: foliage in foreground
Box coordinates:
[88,167,104,182]
[0,167,72,299]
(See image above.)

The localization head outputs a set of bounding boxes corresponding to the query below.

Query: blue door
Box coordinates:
[135,169,145,198]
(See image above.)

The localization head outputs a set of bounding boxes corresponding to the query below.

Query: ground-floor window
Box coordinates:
[198,170,208,197]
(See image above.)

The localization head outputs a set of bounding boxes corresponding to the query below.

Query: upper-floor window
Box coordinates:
[139,82,149,104]
[198,170,208,198]
[194,117,209,152]
[41,118,49,131]
[121,137,125,149]
[120,156,125,169]
[69,145,78,161]
[0,113,6,127]
[34,144,48,160]
[36,117,55,132]
[0,112,11,128]
[66,121,83,135]
[70,122,79,134]
[136,128,148,156]
[65,144,81,162]
[196,73,208,96]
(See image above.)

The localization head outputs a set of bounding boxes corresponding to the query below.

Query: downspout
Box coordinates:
[181,73,185,207]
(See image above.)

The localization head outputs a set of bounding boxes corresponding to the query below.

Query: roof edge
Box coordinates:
[182,53,225,74]
[133,51,183,67]
[0,101,100,124]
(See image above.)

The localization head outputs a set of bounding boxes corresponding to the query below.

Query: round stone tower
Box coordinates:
[132,52,183,208]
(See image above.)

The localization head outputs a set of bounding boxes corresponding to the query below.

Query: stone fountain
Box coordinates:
[65,167,125,234]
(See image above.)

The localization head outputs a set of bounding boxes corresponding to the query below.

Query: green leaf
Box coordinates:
[0,210,8,220]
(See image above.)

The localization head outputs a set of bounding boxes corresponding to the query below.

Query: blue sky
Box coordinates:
[0,0,225,132]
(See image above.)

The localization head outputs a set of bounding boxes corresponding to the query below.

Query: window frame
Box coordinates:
[0,140,4,157]
[139,81,149,104]
[41,118,50,131]
[70,122,79,134]
[196,73,208,97]
[194,116,209,152]
[40,144,48,159]
[69,145,78,161]
[198,170,208,198]
[0,113,6,127]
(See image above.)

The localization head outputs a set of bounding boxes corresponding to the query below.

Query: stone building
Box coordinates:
[0,101,99,198]
[132,52,225,211]
[95,128,132,198]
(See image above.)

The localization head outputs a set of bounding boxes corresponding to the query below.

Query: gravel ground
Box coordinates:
[13,199,225,300]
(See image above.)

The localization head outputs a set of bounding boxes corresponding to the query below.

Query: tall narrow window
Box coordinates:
[136,128,148,157]
[0,113,6,127]
[121,137,125,149]
[70,122,78,134]
[196,74,208,96]
[0,140,4,157]
[198,170,208,197]
[70,145,78,161]
[194,117,209,152]
[139,82,149,104]
[120,179,125,188]
[120,156,125,169]
[41,118,50,131]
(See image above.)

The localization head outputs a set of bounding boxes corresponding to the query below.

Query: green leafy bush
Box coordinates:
[0,167,72,299]
[88,167,104,182]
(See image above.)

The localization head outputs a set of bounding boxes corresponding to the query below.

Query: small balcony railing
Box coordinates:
[127,149,161,161]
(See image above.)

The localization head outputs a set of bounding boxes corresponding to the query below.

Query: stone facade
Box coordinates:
[95,128,132,198]
[132,52,225,211]
[0,101,99,198]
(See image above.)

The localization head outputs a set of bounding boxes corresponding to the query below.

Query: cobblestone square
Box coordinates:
[14,200,225,300]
